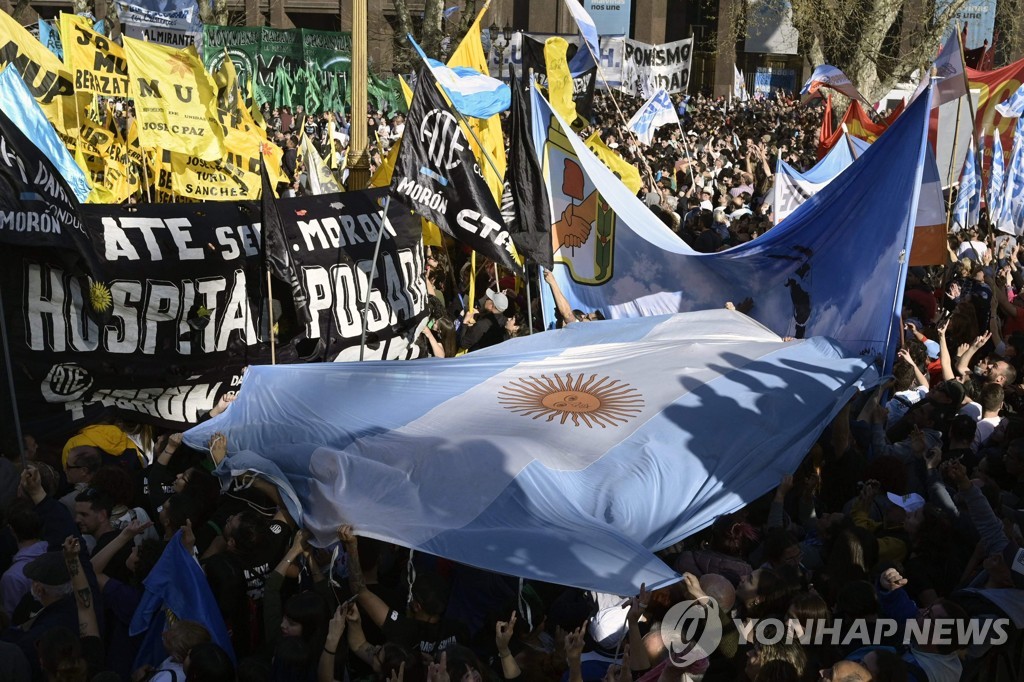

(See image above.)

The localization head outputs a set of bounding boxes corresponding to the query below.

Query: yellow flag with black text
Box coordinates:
[60,13,130,97]
[123,37,225,161]
[0,10,82,134]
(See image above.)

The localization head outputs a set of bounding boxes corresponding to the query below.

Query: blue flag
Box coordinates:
[38,19,62,59]
[534,83,934,372]
[129,531,234,669]
[0,66,91,202]
[184,310,875,595]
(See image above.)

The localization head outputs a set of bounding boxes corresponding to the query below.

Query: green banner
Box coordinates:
[202,26,351,114]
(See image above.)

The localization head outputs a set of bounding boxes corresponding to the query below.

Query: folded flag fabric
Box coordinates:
[184,309,876,595]
[409,35,510,119]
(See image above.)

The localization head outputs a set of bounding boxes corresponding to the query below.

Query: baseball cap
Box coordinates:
[886,492,925,514]
[24,551,70,586]
[485,288,508,313]
[924,340,941,360]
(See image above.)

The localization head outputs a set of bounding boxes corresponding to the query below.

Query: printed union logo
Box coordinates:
[419,109,466,171]
[497,373,644,428]
[42,363,93,402]
[661,597,722,667]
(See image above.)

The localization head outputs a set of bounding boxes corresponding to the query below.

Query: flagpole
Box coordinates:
[358,194,393,361]
[260,156,277,365]
[525,265,534,334]
[675,118,697,190]
[139,154,153,204]
[0,283,26,468]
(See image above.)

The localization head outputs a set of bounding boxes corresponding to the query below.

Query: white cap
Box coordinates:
[485,288,508,313]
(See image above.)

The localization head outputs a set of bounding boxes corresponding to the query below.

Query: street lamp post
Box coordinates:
[488,23,514,81]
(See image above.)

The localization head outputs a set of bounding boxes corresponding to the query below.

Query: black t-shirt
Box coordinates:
[203,549,277,659]
[379,609,469,657]
[93,530,134,584]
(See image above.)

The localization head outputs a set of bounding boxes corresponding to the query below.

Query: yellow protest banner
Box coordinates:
[60,13,129,97]
[123,37,225,161]
[0,11,82,134]
[585,132,643,195]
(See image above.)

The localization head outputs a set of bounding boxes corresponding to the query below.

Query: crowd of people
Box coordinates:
[2,85,1023,682]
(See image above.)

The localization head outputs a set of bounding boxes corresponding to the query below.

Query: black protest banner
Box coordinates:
[391,67,522,276]
[0,188,426,437]
[0,107,104,278]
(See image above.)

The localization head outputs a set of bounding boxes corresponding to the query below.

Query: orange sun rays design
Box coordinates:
[497,373,645,428]
[167,54,194,79]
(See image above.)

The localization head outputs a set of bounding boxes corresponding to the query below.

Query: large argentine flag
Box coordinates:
[185,311,875,594]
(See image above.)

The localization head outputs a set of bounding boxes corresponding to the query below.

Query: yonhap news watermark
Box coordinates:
[660,597,1012,667]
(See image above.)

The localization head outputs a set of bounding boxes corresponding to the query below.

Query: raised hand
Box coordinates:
[495,611,517,655]
[879,567,908,591]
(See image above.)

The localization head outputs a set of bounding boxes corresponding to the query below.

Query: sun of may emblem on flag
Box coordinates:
[497,373,644,427]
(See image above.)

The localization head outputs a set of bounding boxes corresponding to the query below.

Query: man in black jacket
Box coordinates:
[459,288,510,353]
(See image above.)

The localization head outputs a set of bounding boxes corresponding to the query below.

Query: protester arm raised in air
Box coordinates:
[338,525,390,628]
[543,269,578,326]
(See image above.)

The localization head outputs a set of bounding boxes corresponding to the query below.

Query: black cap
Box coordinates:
[24,551,70,586]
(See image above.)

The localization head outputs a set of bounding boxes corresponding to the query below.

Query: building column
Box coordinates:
[712,0,736,98]
[633,0,668,44]
[245,0,261,27]
[269,0,292,28]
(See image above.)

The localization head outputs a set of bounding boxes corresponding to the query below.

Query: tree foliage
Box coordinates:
[388,0,480,73]
[785,0,971,101]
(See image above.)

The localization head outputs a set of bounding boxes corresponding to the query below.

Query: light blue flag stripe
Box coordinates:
[0,66,91,203]
[184,310,876,594]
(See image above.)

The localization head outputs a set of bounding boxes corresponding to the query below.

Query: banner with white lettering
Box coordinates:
[0,188,426,435]
[619,37,693,98]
